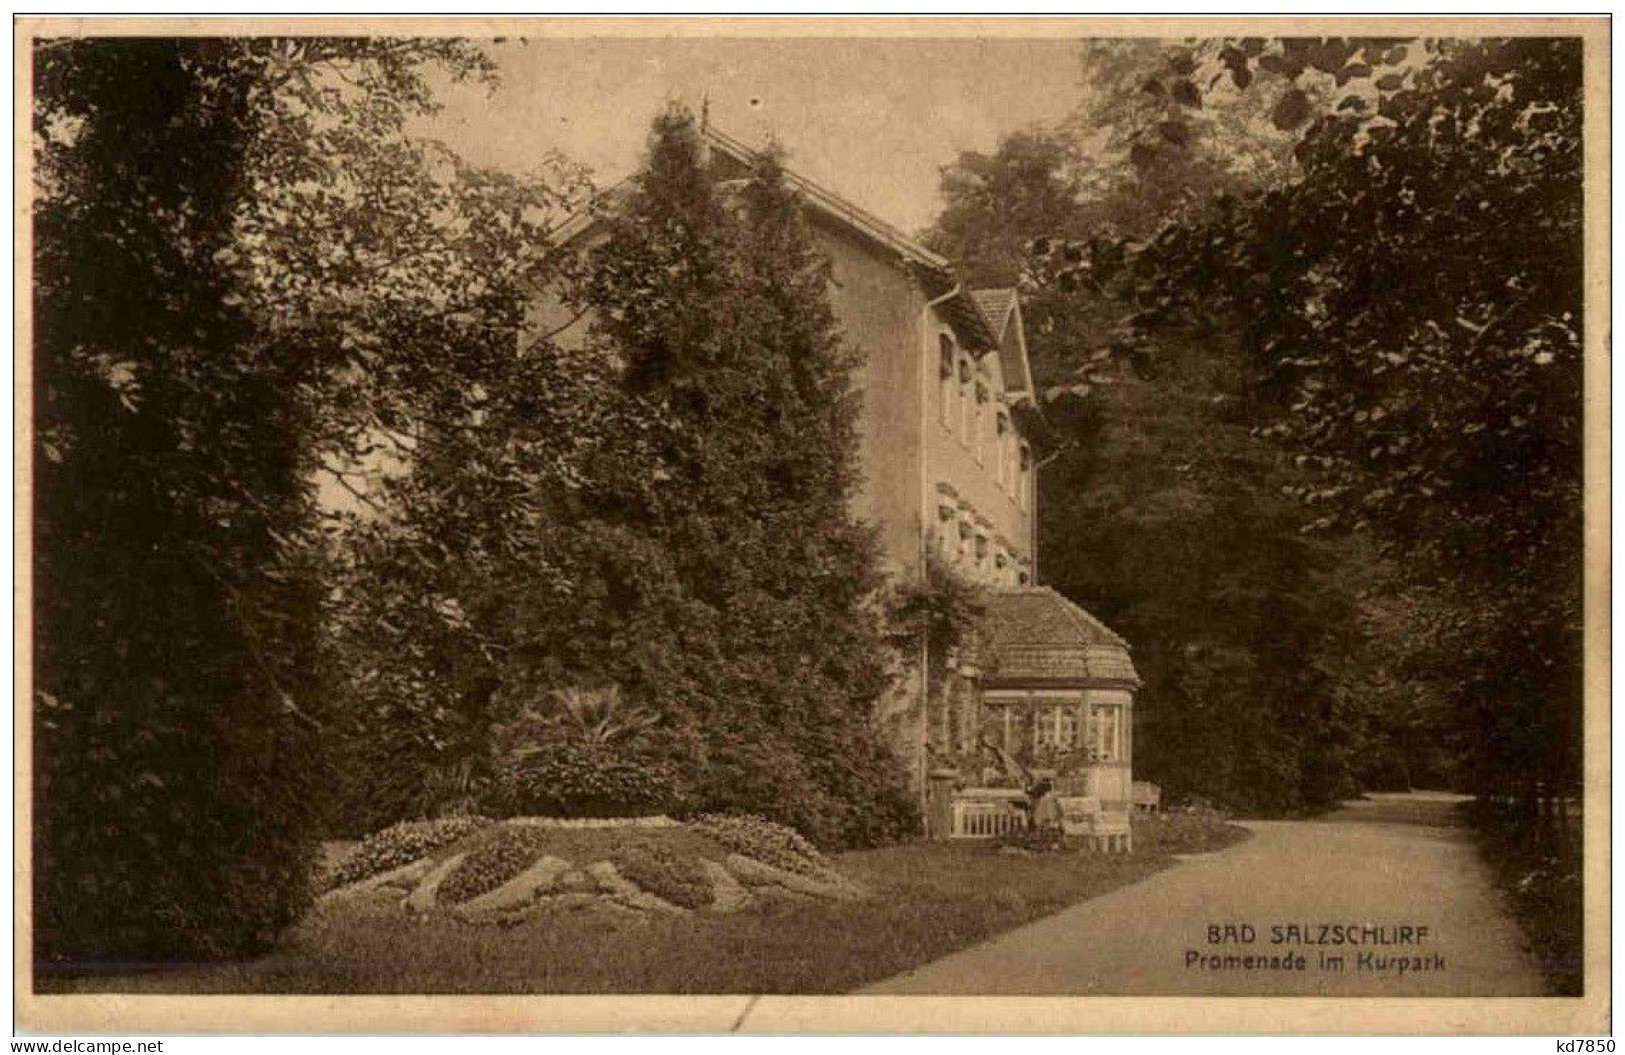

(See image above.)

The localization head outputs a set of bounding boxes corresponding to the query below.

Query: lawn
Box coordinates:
[37,814,1249,995]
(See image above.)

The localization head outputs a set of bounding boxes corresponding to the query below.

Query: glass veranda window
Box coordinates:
[1087,703,1122,763]
[1059,707,1080,748]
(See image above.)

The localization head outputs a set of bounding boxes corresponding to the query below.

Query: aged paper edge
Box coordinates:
[11,14,1612,1036]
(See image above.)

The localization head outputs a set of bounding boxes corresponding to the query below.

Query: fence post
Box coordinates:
[927,768,959,841]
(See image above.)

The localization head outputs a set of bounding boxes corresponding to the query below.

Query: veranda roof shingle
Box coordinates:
[976,587,1140,688]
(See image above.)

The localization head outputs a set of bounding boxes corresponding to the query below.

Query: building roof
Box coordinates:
[975,587,1140,688]
[546,124,1003,353]
[970,289,1019,339]
[969,287,1034,398]
[704,126,955,275]
[702,128,1001,354]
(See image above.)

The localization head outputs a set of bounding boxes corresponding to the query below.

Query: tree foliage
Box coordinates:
[1037,331,1373,812]
[926,131,1091,287]
[31,37,511,963]
[927,81,1376,812]
[572,108,918,847]
[1037,37,1585,802]
[1062,40,1305,239]
[930,37,1583,813]
[324,107,920,848]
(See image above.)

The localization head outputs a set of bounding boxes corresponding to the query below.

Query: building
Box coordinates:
[538,126,1139,835]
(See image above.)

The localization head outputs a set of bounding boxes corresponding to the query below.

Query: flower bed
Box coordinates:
[437,826,556,906]
[990,824,1068,855]
[322,816,494,892]
[611,842,715,909]
[487,741,683,819]
[690,813,832,879]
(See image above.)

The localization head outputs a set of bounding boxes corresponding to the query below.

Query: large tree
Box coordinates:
[1042,37,1585,807]
[927,76,1382,812]
[30,36,545,964]
[575,108,918,846]
[1061,39,1305,238]
[326,107,920,848]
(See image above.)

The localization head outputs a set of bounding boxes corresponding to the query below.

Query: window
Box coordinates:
[936,504,957,555]
[957,519,973,564]
[1019,444,1032,512]
[1034,705,1082,752]
[1087,703,1123,763]
[995,412,1010,487]
[1017,569,1030,586]
[1035,707,1060,750]
[958,358,972,443]
[1059,707,1080,748]
[973,533,988,567]
[938,335,955,428]
[972,383,988,465]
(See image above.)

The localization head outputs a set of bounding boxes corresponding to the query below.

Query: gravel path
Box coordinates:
[862,792,1546,996]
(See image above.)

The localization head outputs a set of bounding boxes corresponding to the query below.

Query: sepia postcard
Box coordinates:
[13,14,1611,1036]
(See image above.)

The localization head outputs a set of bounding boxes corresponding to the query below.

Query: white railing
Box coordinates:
[950,791,1026,839]
[946,788,1134,852]
[1069,808,1133,854]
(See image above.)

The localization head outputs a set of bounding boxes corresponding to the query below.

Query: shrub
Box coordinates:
[612,842,715,909]
[990,824,1068,855]
[691,813,834,879]
[486,739,683,819]
[437,826,554,906]
[1132,804,1250,856]
[1468,798,1582,995]
[323,815,493,892]
[691,740,844,844]
[806,735,923,849]
[323,729,489,839]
